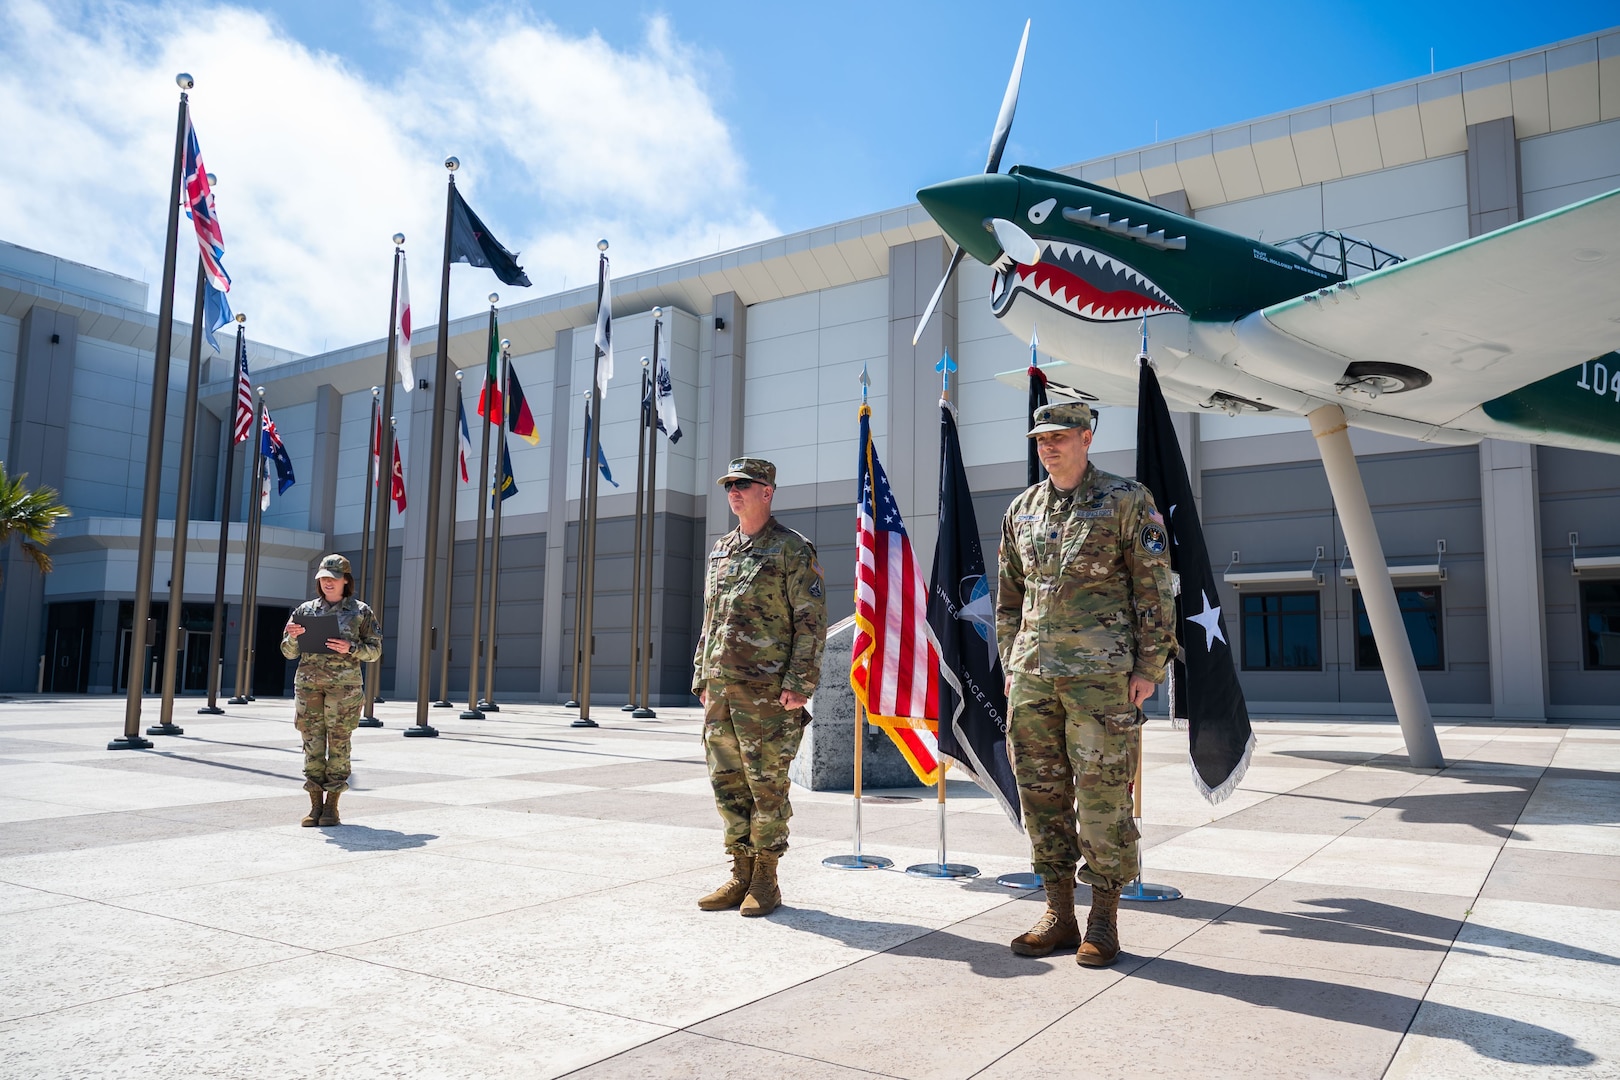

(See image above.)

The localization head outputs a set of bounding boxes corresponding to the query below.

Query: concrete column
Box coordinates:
[704,293,747,549]
[888,235,957,560]
[0,306,78,691]
[1467,117,1521,237]
[308,384,342,542]
[1479,439,1548,720]
[1309,404,1443,767]
[540,327,576,701]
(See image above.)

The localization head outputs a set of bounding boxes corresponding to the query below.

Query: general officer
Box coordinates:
[693,457,827,917]
[996,402,1174,966]
[281,554,382,827]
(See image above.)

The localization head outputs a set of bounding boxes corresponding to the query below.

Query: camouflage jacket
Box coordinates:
[279,595,382,685]
[692,517,828,696]
[996,464,1174,681]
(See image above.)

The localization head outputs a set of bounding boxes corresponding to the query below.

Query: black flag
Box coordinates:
[447,186,532,287]
[1026,361,1049,486]
[929,402,1021,828]
[1135,360,1254,802]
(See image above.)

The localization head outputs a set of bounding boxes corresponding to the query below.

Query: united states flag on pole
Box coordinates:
[232,333,253,444]
[181,111,229,293]
[851,402,942,786]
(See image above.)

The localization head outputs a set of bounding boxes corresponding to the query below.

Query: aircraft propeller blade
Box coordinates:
[913,245,967,346]
[915,19,1030,348]
[991,217,1040,266]
[985,19,1030,175]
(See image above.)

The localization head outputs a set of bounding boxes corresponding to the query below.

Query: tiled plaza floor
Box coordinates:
[2,696,1616,1078]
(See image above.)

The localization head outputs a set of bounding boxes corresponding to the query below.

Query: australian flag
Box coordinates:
[928,402,1020,827]
[447,185,531,287]
[1135,358,1253,802]
[260,410,296,495]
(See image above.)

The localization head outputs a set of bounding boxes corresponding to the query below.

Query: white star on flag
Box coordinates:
[1188,590,1226,651]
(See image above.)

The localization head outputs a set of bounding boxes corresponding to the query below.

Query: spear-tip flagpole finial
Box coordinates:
[445,156,459,172]
[488,293,499,306]
[393,232,405,247]
[597,239,609,253]
[176,73,194,90]
[859,361,871,402]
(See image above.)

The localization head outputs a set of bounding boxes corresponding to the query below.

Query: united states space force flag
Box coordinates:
[928,401,1020,827]
[1135,357,1253,802]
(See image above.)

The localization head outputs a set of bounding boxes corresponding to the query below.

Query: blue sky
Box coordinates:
[1,1,1614,353]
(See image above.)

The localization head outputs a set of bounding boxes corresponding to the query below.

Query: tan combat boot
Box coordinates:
[318,790,342,827]
[1076,884,1121,967]
[301,782,323,827]
[1011,877,1080,956]
[698,853,755,911]
[739,848,781,917]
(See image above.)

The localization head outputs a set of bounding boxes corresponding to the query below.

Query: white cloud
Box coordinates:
[0,0,777,355]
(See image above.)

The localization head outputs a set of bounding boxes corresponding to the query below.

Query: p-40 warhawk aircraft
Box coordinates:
[912,23,1620,767]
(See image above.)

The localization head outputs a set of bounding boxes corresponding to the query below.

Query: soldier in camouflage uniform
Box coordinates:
[997,402,1174,967]
[281,554,383,827]
[692,457,828,917]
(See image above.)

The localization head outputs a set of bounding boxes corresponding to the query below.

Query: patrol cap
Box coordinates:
[315,554,352,580]
[717,457,776,487]
[1027,401,1094,436]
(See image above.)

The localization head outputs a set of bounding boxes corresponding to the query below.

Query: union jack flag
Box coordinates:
[852,402,942,785]
[232,331,253,444]
[182,109,230,293]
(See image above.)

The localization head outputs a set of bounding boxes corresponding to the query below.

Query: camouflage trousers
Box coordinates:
[293,676,363,793]
[1008,672,1141,892]
[702,679,807,856]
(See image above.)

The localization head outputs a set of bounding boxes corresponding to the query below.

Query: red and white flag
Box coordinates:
[396,251,414,393]
[851,402,941,785]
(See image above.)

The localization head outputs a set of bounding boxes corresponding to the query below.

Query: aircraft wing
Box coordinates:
[1235,187,1620,448]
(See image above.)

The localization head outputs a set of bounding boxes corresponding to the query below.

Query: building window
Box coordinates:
[1583,581,1620,670]
[1354,587,1444,670]
[1241,592,1321,670]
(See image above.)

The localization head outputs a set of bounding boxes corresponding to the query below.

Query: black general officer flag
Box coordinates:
[1026,334,1049,486]
[447,186,532,287]
[1135,359,1253,802]
[928,402,1021,828]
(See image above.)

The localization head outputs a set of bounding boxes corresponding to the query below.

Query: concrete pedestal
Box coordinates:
[790,619,924,791]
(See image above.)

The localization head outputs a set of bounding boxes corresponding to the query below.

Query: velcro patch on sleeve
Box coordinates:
[1138,521,1168,556]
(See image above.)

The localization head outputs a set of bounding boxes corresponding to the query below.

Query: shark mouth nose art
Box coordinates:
[991,239,1182,322]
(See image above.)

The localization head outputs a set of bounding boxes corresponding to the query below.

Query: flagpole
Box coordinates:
[409,162,465,742]
[1121,718,1181,903]
[479,339,511,712]
[229,391,265,704]
[435,370,464,710]
[151,251,213,736]
[463,299,499,719]
[634,310,663,718]
[239,388,268,703]
[200,315,246,715]
[822,701,891,870]
[623,361,650,713]
[112,75,194,751]
[574,241,609,729]
[566,389,589,709]
[359,389,378,606]
[363,237,405,728]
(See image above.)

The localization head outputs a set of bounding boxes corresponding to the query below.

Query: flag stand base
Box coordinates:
[145,723,184,736]
[822,854,892,870]
[227,697,249,705]
[996,872,1042,890]
[432,700,454,708]
[107,736,154,751]
[620,702,636,712]
[196,706,224,715]
[632,707,657,718]
[478,701,499,712]
[564,699,579,709]
[906,862,978,879]
[570,717,599,729]
[357,717,383,728]
[402,726,439,738]
[1120,877,1181,903]
[459,709,484,719]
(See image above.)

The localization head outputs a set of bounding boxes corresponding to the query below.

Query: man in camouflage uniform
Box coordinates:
[281,554,383,827]
[997,402,1174,967]
[693,457,827,917]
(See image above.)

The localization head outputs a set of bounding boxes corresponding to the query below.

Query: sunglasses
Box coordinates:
[723,479,756,492]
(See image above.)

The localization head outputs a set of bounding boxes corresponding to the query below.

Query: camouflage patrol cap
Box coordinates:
[315,554,352,580]
[1027,401,1094,436]
[717,457,776,486]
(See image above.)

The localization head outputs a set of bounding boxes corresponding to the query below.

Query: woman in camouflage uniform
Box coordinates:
[281,554,382,827]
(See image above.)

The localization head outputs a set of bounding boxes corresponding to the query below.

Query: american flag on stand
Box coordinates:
[181,110,229,293]
[232,333,253,444]
[851,402,942,786]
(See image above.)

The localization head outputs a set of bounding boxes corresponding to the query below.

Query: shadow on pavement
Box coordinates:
[321,826,437,852]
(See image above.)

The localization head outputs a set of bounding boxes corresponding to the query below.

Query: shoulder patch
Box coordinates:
[1138,521,1169,556]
